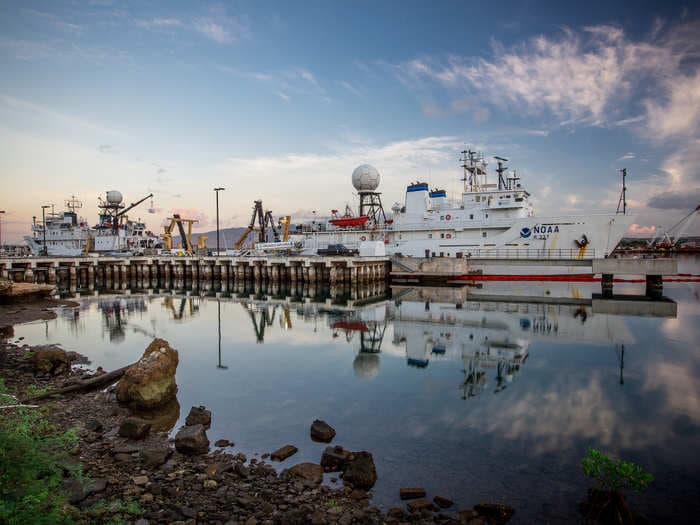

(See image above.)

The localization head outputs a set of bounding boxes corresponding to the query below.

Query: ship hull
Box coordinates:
[301,213,634,276]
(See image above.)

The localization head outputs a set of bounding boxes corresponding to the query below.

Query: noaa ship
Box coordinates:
[25,191,162,256]
[299,149,634,265]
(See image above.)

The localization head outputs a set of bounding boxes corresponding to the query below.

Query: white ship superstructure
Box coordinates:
[25,191,162,256]
[299,150,634,264]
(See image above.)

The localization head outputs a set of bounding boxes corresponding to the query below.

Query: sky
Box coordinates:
[1,0,699,243]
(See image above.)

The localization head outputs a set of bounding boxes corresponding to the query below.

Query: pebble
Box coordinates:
[133,475,149,486]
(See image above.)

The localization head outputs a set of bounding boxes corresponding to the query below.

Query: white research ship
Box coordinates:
[299,149,634,266]
[25,192,163,256]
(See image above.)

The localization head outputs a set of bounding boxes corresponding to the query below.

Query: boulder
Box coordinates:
[310,419,336,442]
[185,405,211,428]
[215,439,233,447]
[116,338,179,410]
[400,487,426,500]
[270,445,298,461]
[31,346,70,375]
[140,446,173,467]
[407,499,435,513]
[342,451,377,490]
[433,495,454,509]
[321,445,354,472]
[473,503,514,524]
[282,462,324,485]
[174,424,209,455]
[118,417,151,440]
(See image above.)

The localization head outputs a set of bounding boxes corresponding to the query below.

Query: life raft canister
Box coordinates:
[574,234,589,248]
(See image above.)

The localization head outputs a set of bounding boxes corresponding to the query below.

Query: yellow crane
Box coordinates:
[161,214,199,253]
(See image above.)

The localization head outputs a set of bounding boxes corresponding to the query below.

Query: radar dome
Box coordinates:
[106,190,123,204]
[353,353,380,380]
[352,164,380,192]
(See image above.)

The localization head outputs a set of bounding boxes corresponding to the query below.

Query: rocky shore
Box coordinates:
[0,336,514,525]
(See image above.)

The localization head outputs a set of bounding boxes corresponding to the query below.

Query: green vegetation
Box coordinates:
[84,498,142,524]
[582,448,654,493]
[0,378,80,525]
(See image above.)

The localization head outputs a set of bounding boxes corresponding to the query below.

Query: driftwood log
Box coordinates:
[24,364,132,403]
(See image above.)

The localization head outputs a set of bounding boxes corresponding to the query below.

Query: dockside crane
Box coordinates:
[234,200,289,249]
[649,204,700,250]
[161,214,199,252]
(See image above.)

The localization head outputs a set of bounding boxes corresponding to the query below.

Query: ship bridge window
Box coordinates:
[428,233,432,239]
[475,196,481,202]
[482,231,487,238]
[469,214,474,220]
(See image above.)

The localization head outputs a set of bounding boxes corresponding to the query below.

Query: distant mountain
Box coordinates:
[173,227,247,249]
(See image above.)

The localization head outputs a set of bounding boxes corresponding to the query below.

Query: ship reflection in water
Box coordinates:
[13,277,700,524]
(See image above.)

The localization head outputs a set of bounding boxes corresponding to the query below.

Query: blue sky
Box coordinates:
[1,0,699,241]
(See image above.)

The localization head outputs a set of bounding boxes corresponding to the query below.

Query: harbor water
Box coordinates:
[11,256,700,524]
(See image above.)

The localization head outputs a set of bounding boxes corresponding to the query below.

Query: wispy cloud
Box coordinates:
[618,152,636,161]
[193,18,234,44]
[218,65,325,101]
[135,6,247,45]
[338,80,363,97]
[135,17,184,30]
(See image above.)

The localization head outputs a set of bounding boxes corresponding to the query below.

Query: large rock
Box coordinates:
[271,445,298,461]
[116,338,179,409]
[473,503,514,524]
[118,417,151,440]
[185,405,211,428]
[282,462,324,485]
[31,346,70,375]
[321,445,354,472]
[310,419,336,442]
[342,451,377,490]
[174,424,209,455]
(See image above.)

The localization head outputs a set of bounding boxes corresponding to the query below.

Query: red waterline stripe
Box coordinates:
[455,275,700,283]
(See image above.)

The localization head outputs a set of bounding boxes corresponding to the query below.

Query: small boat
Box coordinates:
[329,215,369,227]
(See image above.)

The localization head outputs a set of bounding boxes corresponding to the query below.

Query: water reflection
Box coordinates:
[17,277,699,524]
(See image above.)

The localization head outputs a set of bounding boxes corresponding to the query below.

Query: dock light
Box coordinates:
[0,210,5,251]
[214,187,225,256]
[41,205,52,256]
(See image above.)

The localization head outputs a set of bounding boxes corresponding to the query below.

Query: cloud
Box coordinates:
[393,20,699,130]
[338,80,363,97]
[645,70,700,140]
[135,6,247,45]
[171,207,212,229]
[135,17,184,30]
[0,39,56,60]
[618,152,636,161]
[647,189,700,210]
[628,223,656,235]
[193,18,233,44]
[218,65,325,100]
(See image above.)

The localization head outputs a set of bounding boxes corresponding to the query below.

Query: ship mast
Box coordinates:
[616,168,627,215]
[460,148,487,192]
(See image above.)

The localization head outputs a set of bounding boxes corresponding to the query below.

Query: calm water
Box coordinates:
[11,257,700,524]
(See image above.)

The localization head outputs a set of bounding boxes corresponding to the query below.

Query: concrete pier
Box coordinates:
[0,255,392,292]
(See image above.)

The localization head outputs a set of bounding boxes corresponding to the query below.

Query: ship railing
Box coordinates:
[464,248,596,260]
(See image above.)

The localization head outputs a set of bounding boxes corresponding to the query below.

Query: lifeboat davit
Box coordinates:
[329,215,369,227]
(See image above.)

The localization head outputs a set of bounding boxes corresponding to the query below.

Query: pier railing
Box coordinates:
[463,248,596,260]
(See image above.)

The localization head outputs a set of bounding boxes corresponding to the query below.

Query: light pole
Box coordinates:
[0,210,5,252]
[214,187,225,256]
[41,205,51,256]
